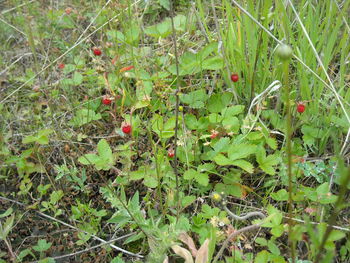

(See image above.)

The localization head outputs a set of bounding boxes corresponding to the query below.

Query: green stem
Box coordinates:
[169,0,181,219]
[283,60,296,263]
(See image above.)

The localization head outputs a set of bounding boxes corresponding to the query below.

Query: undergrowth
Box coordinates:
[0,0,349,262]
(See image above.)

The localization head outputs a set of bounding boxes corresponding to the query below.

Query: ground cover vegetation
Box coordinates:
[0,0,350,262]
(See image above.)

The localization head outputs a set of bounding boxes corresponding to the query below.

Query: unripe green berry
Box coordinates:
[276,44,293,60]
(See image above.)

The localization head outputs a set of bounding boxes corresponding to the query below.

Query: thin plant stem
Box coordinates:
[169,0,181,219]
[283,59,296,263]
[210,0,238,102]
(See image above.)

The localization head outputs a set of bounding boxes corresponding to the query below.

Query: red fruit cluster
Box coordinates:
[230,73,239,82]
[102,96,112,105]
[167,148,175,158]
[58,63,65,69]
[122,123,132,134]
[93,48,102,56]
[297,103,305,113]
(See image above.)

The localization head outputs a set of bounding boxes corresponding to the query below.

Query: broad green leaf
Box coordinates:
[221,105,245,116]
[202,56,224,70]
[72,72,83,85]
[145,19,172,38]
[271,225,284,237]
[130,168,146,180]
[327,230,346,242]
[271,189,288,201]
[33,239,52,252]
[144,175,158,188]
[173,14,187,32]
[182,195,196,208]
[194,172,209,186]
[256,147,279,175]
[50,190,63,204]
[78,153,99,165]
[22,129,54,145]
[266,137,277,150]
[231,159,254,174]
[180,90,208,108]
[222,116,240,132]
[184,114,198,130]
[97,139,113,161]
[198,42,218,60]
[207,92,232,113]
[159,0,170,10]
[215,183,242,197]
[212,137,230,153]
[183,169,198,180]
[246,131,264,141]
[68,108,101,127]
[214,154,231,166]
[254,250,270,263]
[316,183,337,204]
[228,143,256,161]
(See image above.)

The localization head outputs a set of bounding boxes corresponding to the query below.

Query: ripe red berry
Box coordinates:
[58,63,65,69]
[167,148,175,158]
[121,123,132,134]
[93,48,102,56]
[102,96,112,105]
[297,103,305,113]
[230,73,239,82]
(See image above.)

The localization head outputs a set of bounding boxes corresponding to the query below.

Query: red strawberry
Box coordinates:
[230,73,239,82]
[297,103,305,113]
[122,123,132,134]
[102,96,112,105]
[167,148,175,158]
[58,63,65,69]
[93,48,102,56]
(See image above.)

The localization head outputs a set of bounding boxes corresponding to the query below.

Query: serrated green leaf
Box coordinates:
[159,0,170,10]
[228,143,256,161]
[144,175,158,188]
[256,147,279,175]
[231,159,254,173]
[184,114,198,130]
[202,56,224,70]
[97,139,113,161]
[221,105,245,116]
[207,93,232,113]
[33,239,52,252]
[194,172,209,186]
[214,154,231,166]
[271,189,288,201]
[266,137,277,150]
[78,153,99,165]
[181,195,196,208]
[183,169,198,180]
